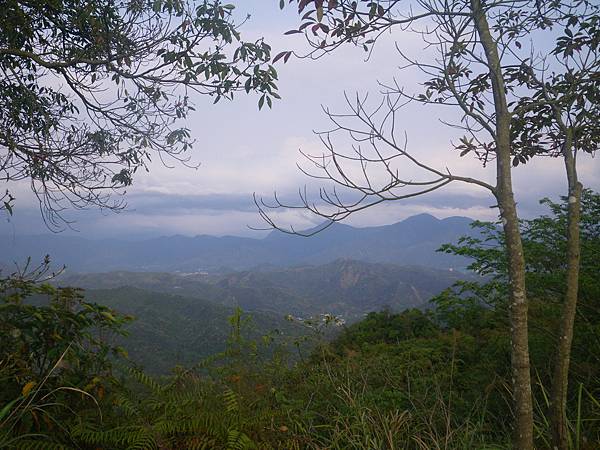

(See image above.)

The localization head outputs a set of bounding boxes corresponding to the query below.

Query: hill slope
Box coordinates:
[84,287,305,375]
[59,259,465,320]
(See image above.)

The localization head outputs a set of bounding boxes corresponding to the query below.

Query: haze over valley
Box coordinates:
[3,213,474,373]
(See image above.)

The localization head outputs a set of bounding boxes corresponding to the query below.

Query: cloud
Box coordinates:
[2,2,599,239]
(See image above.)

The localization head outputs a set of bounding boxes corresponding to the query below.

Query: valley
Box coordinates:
[55,259,468,373]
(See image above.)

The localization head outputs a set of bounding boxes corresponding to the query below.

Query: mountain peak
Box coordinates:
[400,213,439,223]
[264,221,357,241]
[2,213,474,272]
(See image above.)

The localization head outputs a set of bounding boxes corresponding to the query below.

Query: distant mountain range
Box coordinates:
[3,214,476,374]
[1,213,475,272]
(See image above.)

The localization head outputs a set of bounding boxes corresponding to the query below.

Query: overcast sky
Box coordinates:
[1,2,598,239]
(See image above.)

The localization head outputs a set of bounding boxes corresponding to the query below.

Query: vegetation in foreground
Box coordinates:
[1,192,599,449]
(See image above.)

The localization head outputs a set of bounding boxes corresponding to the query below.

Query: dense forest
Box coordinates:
[2,192,600,448]
[1,1,599,449]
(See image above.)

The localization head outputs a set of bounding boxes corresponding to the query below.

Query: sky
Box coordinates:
[1,1,598,239]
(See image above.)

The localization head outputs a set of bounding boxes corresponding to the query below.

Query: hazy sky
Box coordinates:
[2,2,598,239]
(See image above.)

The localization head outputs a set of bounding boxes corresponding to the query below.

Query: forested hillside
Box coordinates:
[2,193,600,448]
[84,288,307,375]
[57,259,465,318]
[1,0,599,449]
[46,260,467,373]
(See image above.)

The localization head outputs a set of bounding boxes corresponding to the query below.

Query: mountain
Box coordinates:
[210,259,464,318]
[81,287,306,375]
[57,259,466,321]
[1,214,474,272]
[37,259,467,374]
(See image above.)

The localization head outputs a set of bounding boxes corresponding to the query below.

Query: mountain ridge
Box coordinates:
[57,259,466,320]
[1,213,475,272]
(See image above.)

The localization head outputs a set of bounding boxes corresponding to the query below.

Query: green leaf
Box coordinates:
[0,398,19,421]
[272,51,288,63]
[101,311,116,322]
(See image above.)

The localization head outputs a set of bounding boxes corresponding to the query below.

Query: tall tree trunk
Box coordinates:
[470,1,534,448]
[497,185,534,450]
[551,135,582,450]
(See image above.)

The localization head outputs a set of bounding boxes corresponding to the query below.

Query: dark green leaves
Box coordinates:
[0,0,279,228]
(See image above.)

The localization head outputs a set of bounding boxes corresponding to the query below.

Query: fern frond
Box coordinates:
[127,433,159,450]
[223,388,239,414]
[227,429,256,450]
[3,439,75,450]
[72,424,153,448]
[178,435,218,450]
[114,393,142,418]
[129,368,162,394]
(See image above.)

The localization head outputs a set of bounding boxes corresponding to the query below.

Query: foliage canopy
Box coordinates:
[0,0,279,227]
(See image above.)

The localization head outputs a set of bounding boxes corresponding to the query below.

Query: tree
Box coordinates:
[0,259,132,448]
[509,12,600,447]
[436,190,600,445]
[258,1,598,447]
[0,0,279,228]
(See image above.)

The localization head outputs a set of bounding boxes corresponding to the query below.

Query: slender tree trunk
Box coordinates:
[497,185,534,450]
[551,136,582,450]
[470,1,534,448]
